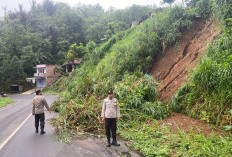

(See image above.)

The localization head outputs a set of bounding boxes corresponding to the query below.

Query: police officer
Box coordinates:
[101,89,120,147]
[32,90,51,134]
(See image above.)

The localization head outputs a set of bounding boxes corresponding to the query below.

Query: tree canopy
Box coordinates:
[0,0,152,83]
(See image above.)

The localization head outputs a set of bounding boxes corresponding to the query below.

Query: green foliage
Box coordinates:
[119,122,170,157]
[163,0,176,6]
[0,2,151,84]
[119,120,232,157]
[172,32,232,126]
[52,73,170,134]
[50,3,198,138]
[223,109,232,131]
[44,75,69,92]
[114,74,171,119]
[46,1,232,156]
[0,55,26,82]
[172,0,232,128]
[212,0,232,21]
[195,0,212,16]
[65,43,87,62]
[153,6,197,48]
[175,132,232,157]
[0,97,14,108]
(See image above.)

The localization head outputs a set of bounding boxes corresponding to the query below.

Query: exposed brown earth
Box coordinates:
[159,112,225,136]
[150,19,219,101]
[150,20,224,135]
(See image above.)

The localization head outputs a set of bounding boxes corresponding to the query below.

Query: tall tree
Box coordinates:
[163,0,175,7]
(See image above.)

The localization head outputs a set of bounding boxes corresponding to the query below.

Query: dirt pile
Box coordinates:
[159,112,225,136]
[150,20,219,101]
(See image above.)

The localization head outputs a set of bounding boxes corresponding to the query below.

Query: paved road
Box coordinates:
[0,94,116,157]
[0,94,68,157]
[0,94,57,145]
[0,94,139,157]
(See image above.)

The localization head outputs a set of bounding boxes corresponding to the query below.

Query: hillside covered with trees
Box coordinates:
[0,0,152,91]
[1,0,231,156]
[46,0,231,156]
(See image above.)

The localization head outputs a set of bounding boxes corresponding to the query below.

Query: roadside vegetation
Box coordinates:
[51,1,197,133]
[44,0,232,156]
[119,121,232,157]
[0,0,152,92]
[0,97,14,108]
[172,0,232,131]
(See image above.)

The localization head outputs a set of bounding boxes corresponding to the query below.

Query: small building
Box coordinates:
[26,64,61,88]
[62,59,82,73]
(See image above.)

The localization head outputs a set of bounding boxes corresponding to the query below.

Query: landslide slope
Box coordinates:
[150,20,219,101]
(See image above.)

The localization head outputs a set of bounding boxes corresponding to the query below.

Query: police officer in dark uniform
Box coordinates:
[101,89,120,147]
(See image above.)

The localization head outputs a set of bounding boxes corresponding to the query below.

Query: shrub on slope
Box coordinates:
[172,0,232,128]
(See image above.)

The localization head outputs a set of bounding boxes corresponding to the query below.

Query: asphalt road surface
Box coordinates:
[0,94,114,157]
[0,94,68,157]
[0,94,140,157]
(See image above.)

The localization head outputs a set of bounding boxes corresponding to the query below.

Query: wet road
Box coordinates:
[0,94,67,157]
[0,94,114,157]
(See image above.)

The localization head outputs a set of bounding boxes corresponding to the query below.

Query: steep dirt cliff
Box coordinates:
[150,20,219,101]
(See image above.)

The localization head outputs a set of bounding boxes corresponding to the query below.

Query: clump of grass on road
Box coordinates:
[0,97,14,108]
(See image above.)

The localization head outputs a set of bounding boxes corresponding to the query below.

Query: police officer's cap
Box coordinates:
[108,89,113,95]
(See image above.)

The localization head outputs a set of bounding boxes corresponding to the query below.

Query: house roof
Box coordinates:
[36,64,46,68]
[62,58,82,66]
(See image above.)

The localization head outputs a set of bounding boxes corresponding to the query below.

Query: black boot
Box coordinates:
[106,137,111,147]
[112,138,120,146]
[40,128,46,135]
[35,127,38,133]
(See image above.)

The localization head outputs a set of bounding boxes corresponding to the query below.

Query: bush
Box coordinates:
[172,5,232,127]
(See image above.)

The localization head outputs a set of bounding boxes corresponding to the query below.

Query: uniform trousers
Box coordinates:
[35,113,45,129]
[105,118,117,139]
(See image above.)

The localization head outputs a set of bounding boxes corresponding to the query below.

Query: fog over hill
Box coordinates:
[0,0,183,17]
[0,0,152,17]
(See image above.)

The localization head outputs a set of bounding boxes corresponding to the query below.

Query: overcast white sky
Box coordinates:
[0,0,182,17]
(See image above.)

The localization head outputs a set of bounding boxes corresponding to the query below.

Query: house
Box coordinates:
[62,58,82,72]
[26,64,61,88]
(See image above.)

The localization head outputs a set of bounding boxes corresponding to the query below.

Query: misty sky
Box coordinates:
[0,0,182,17]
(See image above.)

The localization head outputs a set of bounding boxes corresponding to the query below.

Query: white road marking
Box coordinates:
[0,113,32,151]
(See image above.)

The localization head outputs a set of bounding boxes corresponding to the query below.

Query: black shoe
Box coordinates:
[35,128,38,133]
[106,141,111,147]
[40,128,46,135]
[112,139,120,146]
[106,137,111,147]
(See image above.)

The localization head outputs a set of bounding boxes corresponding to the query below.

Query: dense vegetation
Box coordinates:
[0,0,152,91]
[51,2,198,133]
[1,0,230,156]
[47,0,232,156]
[119,121,231,156]
[172,0,232,128]
[48,0,232,156]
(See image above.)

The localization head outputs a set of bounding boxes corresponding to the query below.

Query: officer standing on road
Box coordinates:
[101,89,120,147]
[32,90,51,135]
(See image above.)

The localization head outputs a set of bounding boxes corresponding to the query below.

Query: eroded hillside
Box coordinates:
[150,20,219,101]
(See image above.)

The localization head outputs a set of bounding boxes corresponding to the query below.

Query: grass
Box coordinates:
[43,90,62,95]
[49,0,232,156]
[0,97,14,108]
[118,120,232,157]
